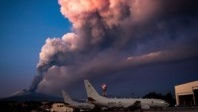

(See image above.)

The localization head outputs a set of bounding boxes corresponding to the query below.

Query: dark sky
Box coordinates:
[1,0,198,98]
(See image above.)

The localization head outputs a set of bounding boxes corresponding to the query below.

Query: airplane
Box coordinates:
[62,90,95,111]
[84,80,169,111]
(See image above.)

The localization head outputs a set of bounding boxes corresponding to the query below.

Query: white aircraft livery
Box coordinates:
[84,80,169,111]
[62,90,95,110]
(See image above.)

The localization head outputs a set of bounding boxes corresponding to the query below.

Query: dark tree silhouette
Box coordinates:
[163,92,176,107]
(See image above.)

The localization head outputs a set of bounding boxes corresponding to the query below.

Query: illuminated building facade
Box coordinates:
[175,81,198,106]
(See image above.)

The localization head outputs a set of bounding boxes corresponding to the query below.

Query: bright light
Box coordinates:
[102,84,107,90]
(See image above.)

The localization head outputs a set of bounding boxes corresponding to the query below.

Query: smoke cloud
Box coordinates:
[29,0,198,94]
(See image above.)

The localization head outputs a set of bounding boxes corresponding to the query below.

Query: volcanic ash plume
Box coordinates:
[29,33,79,92]
[30,0,198,93]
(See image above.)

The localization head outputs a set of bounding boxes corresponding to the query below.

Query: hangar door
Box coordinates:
[193,89,198,105]
[178,94,193,106]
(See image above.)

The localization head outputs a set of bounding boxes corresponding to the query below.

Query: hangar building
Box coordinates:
[175,81,198,106]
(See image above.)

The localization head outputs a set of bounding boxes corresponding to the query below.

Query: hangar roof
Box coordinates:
[175,81,198,94]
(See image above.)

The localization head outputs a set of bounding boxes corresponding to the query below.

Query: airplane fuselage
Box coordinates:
[91,97,168,109]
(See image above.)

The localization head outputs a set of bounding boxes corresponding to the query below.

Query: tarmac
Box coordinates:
[106,107,198,112]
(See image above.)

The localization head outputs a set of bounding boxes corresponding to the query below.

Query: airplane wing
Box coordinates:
[126,101,150,110]
[126,101,141,110]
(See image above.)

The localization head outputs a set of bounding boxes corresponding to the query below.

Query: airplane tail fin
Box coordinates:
[62,90,75,105]
[84,80,104,101]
